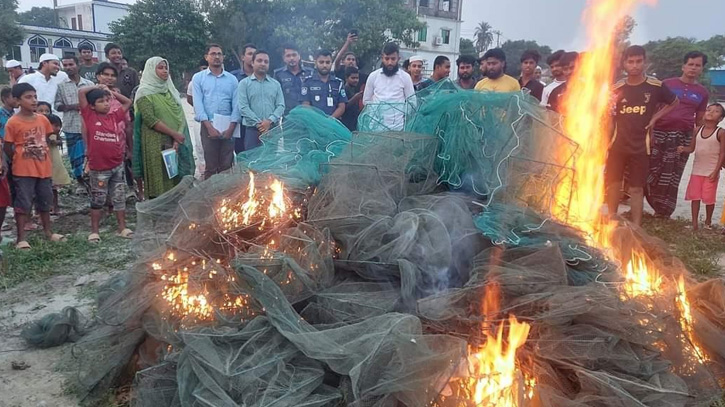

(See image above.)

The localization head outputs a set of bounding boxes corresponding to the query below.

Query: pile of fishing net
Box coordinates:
[44,83,725,406]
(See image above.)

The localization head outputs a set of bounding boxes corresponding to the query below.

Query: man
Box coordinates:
[193,44,239,180]
[55,56,93,190]
[541,50,566,107]
[402,59,410,74]
[519,50,544,101]
[606,45,679,226]
[333,32,359,79]
[363,43,416,131]
[237,50,285,151]
[78,43,98,83]
[274,43,313,115]
[5,60,25,86]
[232,43,256,82]
[186,58,209,106]
[547,52,579,114]
[18,53,68,107]
[646,51,710,218]
[104,43,138,99]
[341,66,363,131]
[417,56,451,90]
[456,55,478,90]
[474,48,520,93]
[301,49,347,118]
[408,56,426,90]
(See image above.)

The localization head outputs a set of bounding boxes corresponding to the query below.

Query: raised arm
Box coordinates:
[332,33,357,70]
[110,89,132,112]
[78,85,96,110]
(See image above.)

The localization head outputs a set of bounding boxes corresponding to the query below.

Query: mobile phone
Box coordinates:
[349,29,359,37]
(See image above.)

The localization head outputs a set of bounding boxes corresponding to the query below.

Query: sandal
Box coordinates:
[50,233,67,242]
[88,233,101,243]
[117,229,134,239]
[16,241,31,250]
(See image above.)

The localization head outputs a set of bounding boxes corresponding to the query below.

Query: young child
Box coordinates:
[36,101,52,115]
[46,114,72,214]
[0,88,17,235]
[79,85,134,242]
[4,83,65,249]
[678,103,725,230]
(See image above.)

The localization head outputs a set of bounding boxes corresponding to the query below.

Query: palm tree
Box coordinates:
[474,21,494,55]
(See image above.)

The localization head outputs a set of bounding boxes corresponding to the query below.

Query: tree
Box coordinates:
[644,36,725,80]
[0,0,23,62]
[500,40,552,78]
[201,0,423,72]
[109,0,208,81]
[459,38,476,57]
[474,21,494,55]
[17,6,59,27]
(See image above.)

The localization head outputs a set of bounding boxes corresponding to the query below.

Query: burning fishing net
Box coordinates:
[46,84,725,406]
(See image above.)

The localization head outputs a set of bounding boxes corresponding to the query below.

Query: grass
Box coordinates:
[640,214,725,277]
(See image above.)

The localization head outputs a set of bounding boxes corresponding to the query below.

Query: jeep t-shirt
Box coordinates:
[610,77,677,155]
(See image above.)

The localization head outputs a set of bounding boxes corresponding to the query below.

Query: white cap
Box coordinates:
[409,55,424,63]
[39,53,60,63]
[4,60,21,69]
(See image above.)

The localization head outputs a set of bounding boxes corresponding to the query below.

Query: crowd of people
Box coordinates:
[0,34,724,250]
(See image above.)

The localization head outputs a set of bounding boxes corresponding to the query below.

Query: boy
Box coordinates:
[79,85,134,242]
[4,83,65,249]
[0,88,16,235]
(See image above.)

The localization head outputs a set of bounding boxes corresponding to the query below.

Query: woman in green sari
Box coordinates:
[132,56,194,199]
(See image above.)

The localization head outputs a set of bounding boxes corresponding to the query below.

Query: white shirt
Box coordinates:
[18,71,69,106]
[540,79,565,107]
[363,68,416,105]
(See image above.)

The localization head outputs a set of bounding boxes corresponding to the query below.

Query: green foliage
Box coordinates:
[202,0,423,70]
[459,38,476,57]
[17,6,58,27]
[109,0,208,79]
[500,40,552,77]
[473,21,494,55]
[644,36,725,80]
[0,0,23,59]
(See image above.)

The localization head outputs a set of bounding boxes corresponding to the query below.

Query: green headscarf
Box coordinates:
[134,56,182,106]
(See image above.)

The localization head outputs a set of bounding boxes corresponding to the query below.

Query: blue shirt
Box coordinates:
[0,107,13,140]
[237,74,286,127]
[274,66,313,115]
[300,72,348,116]
[192,69,240,123]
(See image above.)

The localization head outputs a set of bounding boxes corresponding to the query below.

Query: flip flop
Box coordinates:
[117,229,134,239]
[88,233,101,243]
[50,233,67,242]
[16,241,31,250]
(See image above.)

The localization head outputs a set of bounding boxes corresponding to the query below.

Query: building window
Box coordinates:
[71,17,77,30]
[77,15,83,30]
[418,27,428,43]
[441,29,451,45]
[54,38,73,49]
[5,45,22,62]
[28,35,48,63]
[419,0,429,7]
[439,0,450,11]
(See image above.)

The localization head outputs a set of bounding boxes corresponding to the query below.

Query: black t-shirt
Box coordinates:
[547,82,567,113]
[610,77,677,155]
[519,77,544,101]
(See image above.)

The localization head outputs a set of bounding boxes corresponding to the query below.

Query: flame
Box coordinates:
[241,171,260,225]
[465,283,534,406]
[622,251,662,298]
[675,275,709,363]
[268,180,287,219]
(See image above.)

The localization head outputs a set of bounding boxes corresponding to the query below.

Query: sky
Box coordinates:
[17,0,725,51]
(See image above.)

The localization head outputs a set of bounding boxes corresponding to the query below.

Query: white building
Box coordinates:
[400,0,463,79]
[3,0,129,70]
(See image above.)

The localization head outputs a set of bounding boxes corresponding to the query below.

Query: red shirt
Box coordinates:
[655,78,708,132]
[81,105,127,171]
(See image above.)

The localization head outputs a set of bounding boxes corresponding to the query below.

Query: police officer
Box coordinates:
[301,49,347,118]
[274,43,313,115]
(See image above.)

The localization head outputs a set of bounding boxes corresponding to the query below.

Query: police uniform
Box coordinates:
[300,72,348,116]
[274,66,313,114]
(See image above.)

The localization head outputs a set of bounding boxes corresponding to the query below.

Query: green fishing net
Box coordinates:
[43,85,725,406]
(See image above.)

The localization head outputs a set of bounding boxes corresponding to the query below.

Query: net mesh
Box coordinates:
[38,89,725,406]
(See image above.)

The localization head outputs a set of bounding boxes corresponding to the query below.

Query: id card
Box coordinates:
[327,97,334,107]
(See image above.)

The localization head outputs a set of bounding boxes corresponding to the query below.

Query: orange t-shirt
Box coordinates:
[4,114,53,178]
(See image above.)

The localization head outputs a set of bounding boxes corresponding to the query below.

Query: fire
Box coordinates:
[622,251,662,298]
[465,283,534,406]
[675,275,709,363]
[217,172,299,233]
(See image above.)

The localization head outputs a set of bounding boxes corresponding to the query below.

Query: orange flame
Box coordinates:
[241,171,260,225]
[622,251,662,298]
[675,275,709,363]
